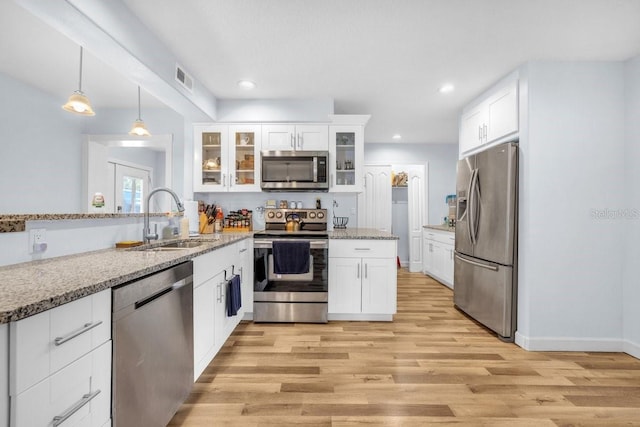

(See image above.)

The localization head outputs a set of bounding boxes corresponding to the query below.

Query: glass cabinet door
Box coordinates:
[201,131,223,187]
[330,125,364,192]
[229,125,261,192]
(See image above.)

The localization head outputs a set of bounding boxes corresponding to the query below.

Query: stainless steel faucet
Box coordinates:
[143,187,185,244]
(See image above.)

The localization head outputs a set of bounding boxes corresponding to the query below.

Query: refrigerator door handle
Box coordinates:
[468,168,478,245]
[466,169,476,244]
[471,168,481,244]
[455,254,499,271]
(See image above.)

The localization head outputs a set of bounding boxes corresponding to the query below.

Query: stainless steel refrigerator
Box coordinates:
[454,141,518,341]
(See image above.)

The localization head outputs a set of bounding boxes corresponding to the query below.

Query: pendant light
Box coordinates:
[62,46,95,116]
[129,86,151,136]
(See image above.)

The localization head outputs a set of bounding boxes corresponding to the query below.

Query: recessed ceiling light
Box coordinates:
[439,83,455,93]
[237,80,256,89]
[392,134,402,140]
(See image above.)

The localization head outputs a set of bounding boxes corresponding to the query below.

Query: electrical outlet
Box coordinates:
[29,228,47,253]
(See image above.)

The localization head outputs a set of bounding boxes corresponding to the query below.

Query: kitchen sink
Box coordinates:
[136,240,204,251]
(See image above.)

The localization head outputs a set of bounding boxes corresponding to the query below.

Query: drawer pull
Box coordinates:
[354,248,370,251]
[52,389,101,426]
[54,320,103,346]
[239,248,247,253]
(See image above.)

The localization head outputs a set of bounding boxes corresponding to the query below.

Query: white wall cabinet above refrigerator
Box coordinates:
[194,124,262,192]
[261,124,328,151]
[459,78,519,159]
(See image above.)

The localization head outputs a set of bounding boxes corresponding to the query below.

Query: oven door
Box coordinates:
[253,238,328,322]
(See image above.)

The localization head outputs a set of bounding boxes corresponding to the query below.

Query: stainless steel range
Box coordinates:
[253,208,328,323]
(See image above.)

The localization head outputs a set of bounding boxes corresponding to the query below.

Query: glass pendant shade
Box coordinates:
[62,46,95,116]
[129,86,151,136]
[129,119,151,136]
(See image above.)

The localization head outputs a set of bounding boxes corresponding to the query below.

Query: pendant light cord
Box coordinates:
[137,86,142,120]
[78,46,84,93]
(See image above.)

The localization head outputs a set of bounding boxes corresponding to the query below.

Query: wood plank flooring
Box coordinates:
[169,269,640,426]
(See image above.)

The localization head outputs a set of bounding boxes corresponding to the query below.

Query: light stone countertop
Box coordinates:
[0,228,396,324]
[423,224,456,233]
[0,213,170,233]
[0,233,251,323]
[328,228,399,240]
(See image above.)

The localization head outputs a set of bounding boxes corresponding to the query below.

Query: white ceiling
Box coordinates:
[2,0,639,143]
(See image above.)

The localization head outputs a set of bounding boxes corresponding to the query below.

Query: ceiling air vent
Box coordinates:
[175,64,193,93]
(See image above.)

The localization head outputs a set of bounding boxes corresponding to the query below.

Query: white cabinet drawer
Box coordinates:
[329,239,395,259]
[11,341,111,427]
[423,230,455,245]
[193,243,235,288]
[9,289,111,396]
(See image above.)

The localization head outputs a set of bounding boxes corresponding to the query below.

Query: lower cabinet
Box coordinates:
[328,239,397,320]
[193,239,252,381]
[8,289,112,427]
[0,324,7,427]
[423,229,455,288]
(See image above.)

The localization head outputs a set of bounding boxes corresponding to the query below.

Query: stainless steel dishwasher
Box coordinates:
[112,261,193,427]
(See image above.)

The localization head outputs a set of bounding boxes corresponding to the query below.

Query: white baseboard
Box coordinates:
[623,339,640,359]
[328,313,394,321]
[515,331,625,353]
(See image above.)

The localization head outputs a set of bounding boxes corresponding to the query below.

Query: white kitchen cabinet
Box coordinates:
[329,124,365,192]
[9,290,111,427]
[194,124,261,192]
[459,79,518,158]
[261,124,328,151]
[0,324,7,427]
[236,238,254,320]
[192,240,248,381]
[11,341,111,427]
[422,229,455,289]
[328,239,397,319]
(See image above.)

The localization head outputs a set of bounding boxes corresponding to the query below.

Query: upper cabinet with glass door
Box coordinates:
[329,115,369,192]
[228,124,261,192]
[193,124,261,193]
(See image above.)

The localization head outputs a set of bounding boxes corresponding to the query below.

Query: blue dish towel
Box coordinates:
[226,274,242,317]
[272,241,310,274]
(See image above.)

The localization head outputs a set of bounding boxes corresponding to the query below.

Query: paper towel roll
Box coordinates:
[184,201,200,235]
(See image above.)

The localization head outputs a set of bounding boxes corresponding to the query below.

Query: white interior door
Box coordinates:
[113,163,151,213]
[357,166,392,231]
[407,166,426,272]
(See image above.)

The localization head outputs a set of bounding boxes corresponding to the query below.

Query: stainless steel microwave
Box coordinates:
[261,151,329,191]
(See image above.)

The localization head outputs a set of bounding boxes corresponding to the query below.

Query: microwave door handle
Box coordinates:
[313,157,318,182]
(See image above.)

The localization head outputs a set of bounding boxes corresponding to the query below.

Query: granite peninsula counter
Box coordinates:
[0,228,397,324]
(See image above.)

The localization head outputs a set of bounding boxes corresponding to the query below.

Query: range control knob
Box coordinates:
[308,212,316,219]
[275,211,283,219]
[267,211,275,219]
[316,211,325,219]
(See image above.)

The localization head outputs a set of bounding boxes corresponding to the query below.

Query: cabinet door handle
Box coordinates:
[357,263,360,279]
[297,134,302,149]
[54,320,103,346]
[229,173,233,187]
[52,389,101,426]
[291,134,295,148]
[364,263,368,278]
[483,124,487,140]
[223,174,227,187]
[478,125,482,141]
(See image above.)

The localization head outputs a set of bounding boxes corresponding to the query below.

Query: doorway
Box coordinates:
[108,162,151,213]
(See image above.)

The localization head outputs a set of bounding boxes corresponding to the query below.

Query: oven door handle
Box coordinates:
[254,239,328,249]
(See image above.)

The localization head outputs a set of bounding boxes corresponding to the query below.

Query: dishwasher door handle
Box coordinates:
[134,279,187,310]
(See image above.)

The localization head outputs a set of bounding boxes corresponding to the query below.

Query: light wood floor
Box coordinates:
[169,269,640,426]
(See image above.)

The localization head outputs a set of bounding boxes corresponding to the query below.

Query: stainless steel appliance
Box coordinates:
[454,141,518,341]
[261,151,329,191]
[112,261,194,426]
[253,208,329,322]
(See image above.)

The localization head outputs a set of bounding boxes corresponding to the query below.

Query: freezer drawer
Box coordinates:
[453,253,516,341]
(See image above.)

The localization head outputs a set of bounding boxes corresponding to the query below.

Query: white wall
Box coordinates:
[623,56,640,358]
[0,72,187,214]
[0,73,84,214]
[516,61,626,351]
[364,143,458,225]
